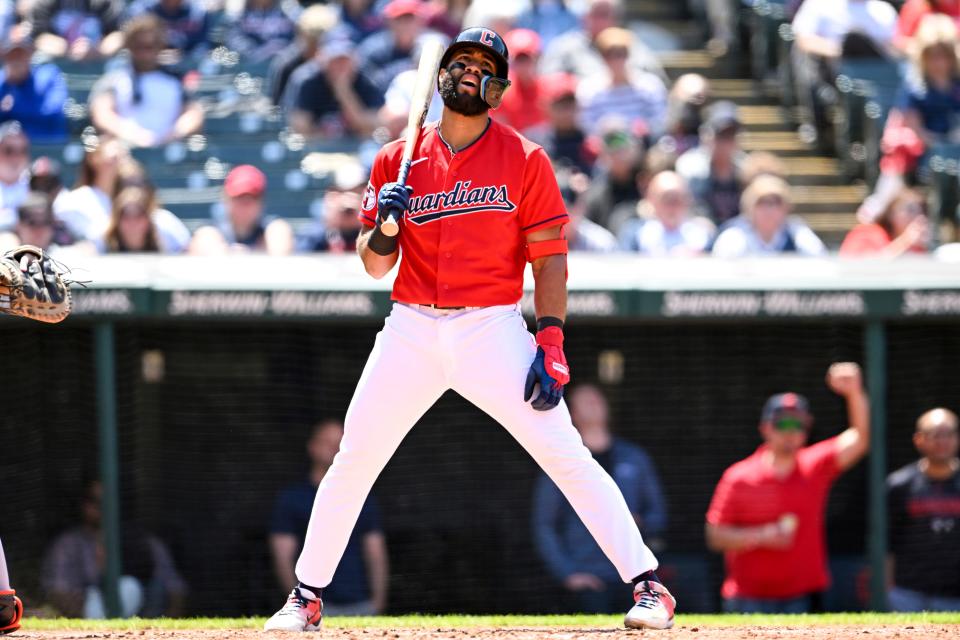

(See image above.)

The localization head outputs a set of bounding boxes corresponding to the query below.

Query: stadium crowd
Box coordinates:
[0,0,953,257]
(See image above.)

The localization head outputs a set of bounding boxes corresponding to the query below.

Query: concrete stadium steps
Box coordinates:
[649,36,862,245]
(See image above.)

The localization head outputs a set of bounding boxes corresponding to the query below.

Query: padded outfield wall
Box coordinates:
[3,255,960,616]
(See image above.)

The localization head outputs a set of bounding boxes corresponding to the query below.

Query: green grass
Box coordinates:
[22,612,960,631]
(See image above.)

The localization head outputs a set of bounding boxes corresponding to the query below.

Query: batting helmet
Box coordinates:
[440,27,510,81]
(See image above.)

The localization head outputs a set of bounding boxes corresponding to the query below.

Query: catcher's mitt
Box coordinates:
[0,245,72,323]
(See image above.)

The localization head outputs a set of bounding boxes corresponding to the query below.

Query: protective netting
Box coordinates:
[1,319,957,615]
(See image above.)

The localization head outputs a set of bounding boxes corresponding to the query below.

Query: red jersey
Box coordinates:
[358,119,568,307]
[706,437,842,599]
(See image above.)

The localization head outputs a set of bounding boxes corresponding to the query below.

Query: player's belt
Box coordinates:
[404,303,483,314]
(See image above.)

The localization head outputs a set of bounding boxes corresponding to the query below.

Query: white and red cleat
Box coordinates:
[264,588,323,632]
[624,580,676,630]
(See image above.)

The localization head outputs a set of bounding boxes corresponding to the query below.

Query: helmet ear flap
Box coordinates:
[480,75,511,109]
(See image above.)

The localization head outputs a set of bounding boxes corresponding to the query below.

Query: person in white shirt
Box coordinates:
[790,0,898,147]
[617,170,712,256]
[576,27,667,139]
[53,134,125,242]
[791,0,898,59]
[711,175,827,257]
[89,13,203,148]
[0,121,29,231]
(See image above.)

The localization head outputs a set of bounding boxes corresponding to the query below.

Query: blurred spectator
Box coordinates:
[496,29,548,136]
[89,14,204,148]
[269,419,389,615]
[300,159,365,252]
[617,170,712,256]
[532,384,667,614]
[540,0,664,84]
[0,1,14,43]
[515,0,579,47]
[421,0,469,39]
[740,151,788,186]
[379,40,445,138]
[29,0,124,61]
[539,73,595,174]
[583,118,643,230]
[865,15,960,219]
[661,73,711,157]
[791,0,897,147]
[267,3,337,105]
[894,0,960,51]
[225,0,295,64]
[711,175,826,257]
[356,0,427,90]
[130,0,212,58]
[285,37,384,139]
[841,188,930,256]
[676,101,746,226]
[558,168,617,252]
[0,31,67,143]
[30,156,66,209]
[100,185,165,253]
[190,164,294,255]
[577,27,667,139]
[11,191,59,251]
[115,157,191,253]
[887,408,960,612]
[706,363,870,613]
[461,0,521,38]
[0,120,29,230]
[53,134,125,242]
[329,0,380,44]
[41,480,187,618]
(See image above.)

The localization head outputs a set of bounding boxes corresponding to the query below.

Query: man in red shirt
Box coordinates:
[705,363,870,613]
[264,27,675,632]
[495,28,548,136]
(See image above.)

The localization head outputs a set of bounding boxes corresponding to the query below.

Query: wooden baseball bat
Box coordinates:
[380,38,445,237]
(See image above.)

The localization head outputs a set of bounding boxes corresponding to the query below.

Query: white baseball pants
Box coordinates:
[295,302,659,587]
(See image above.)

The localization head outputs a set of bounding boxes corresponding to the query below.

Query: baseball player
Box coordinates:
[0,540,22,635]
[264,27,675,632]
[0,242,74,636]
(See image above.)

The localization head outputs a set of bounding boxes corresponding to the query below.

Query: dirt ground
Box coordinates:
[17,625,959,640]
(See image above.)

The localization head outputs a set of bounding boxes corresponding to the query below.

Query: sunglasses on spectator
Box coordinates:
[21,217,52,228]
[121,207,149,219]
[659,191,686,205]
[1,144,27,157]
[920,427,958,440]
[131,40,162,51]
[756,195,785,207]
[902,202,926,215]
[602,47,628,59]
[772,416,809,432]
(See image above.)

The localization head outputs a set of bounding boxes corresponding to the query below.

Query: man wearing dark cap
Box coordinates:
[675,100,747,226]
[14,191,58,251]
[0,31,67,143]
[705,363,870,613]
[285,35,384,139]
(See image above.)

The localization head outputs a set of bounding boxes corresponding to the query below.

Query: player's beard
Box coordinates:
[439,70,489,116]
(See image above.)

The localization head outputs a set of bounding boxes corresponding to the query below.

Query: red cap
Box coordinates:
[224,165,266,197]
[541,73,579,102]
[383,0,422,19]
[505,28,541,58]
